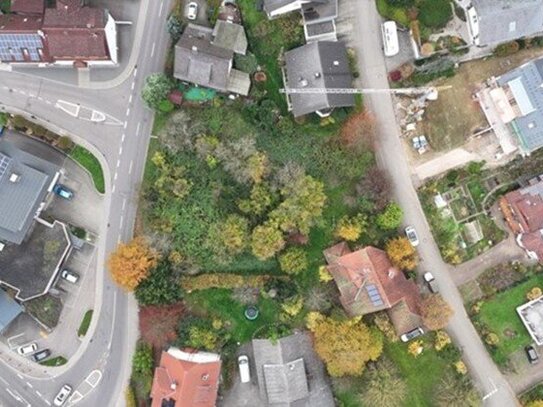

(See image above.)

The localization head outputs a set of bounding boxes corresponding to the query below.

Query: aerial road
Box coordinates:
[0,0,173,405]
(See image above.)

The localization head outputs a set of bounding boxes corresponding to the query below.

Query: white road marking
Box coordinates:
[131,82,135,91]
[133,67,138,78]
[128,94,133,104]
[26,382,33,388]
[136,122,141,136]
[68,390,83,404]
[482,379,498,401]
[114,172,118,181]
[126,108,130,117]
[0,377,7,385]
[122,198,127,211]
[119,215,124,229]
[112,185,116,194]
[122,133,126,143]
[128,160,134,175]
[117,235,121,244]
[19,90,26,95]
[158,1,164,16]
[123,121,128,129]
[44,400,51,406]
[107,291,117,350]
[85,370,103,388]
[16,374,23,380]
[55,100,80,117]
[119,146,123,155]
[116,159,121,169]
[35,390,41,397]
[7,332,25,348]
[45,100,52,105]
[151,42,156,58]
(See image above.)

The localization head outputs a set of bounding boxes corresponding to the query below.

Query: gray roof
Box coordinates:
[0,137,59,244]
[284,41,354,117]
[0,288,22,332]
[472,0,543,45]
[497,57,543,153]
[263,0,328,16]
[212,20,247,55]
[302,0,337,23]
[252,332,334,407]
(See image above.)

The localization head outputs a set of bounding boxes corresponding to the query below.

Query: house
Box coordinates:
[324,242,423,335]
[500,180,543,261]
[0,0,117,66]
[463,0,543,47]
[477,57,543,156]
[0,288,23,333]
[283,41,354,118]
[150,347,221,407]
[263,0,338,42]
[174,23,250,96]
[251,332,334,406]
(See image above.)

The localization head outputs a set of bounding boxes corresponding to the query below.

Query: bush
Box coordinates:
[485,332,499,346]
[527,287,543,301]
[454,360,467,375]
[376,202,403,230]
[279,247,308,275]
[494,41,520,57]
[132,342,154,375]
[135,261,183,306]
[181,273,269,291]
[418,0,452,28]
[158,99,175,113]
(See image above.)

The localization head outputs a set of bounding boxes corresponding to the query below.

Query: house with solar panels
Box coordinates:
[324,242,423,336]
[478,57,543,156]
[0,0,117,67]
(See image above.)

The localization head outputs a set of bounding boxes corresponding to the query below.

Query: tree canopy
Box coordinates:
[420,294,454,330]
[385,236,418,270]
[141,73,175,111]
[108,237,157,291]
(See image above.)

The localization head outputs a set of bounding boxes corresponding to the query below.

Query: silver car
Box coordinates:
[405,226,419,247]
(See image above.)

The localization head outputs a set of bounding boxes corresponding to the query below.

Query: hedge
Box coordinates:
[181,273,270,291]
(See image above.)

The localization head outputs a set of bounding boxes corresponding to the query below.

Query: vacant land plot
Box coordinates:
[423,48,543,151]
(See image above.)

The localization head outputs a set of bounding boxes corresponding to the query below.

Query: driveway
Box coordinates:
[183,0,209,27]
[341,0,519,405]
[219,343,261,407]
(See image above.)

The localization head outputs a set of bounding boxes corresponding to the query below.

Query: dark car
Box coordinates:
[400,327,424,343]
[526,345,539,364]
[53,184,74,200]
[32,349,51,363]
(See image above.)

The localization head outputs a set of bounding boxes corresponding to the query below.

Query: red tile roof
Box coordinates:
[324,243,422,332]
[43,29,109,60]
[10,0,45,15]
[43,5,105,28]
[150,348,221,407]
[501,186,543,234]
[0,14,43,32]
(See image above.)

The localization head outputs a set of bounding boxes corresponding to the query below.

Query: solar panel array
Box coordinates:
[0,34,43,62]
[366,284,384,307]
[0,152,12,181]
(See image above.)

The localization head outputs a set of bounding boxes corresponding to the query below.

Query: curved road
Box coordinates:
[0,0,173,405]
[347,1,519,406]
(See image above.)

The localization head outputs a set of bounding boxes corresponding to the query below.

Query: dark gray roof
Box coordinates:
[0,288,22,332]
[252,333,334,407]
[174,23,234,92]
[302,0,337,23]
[472,0,543,45]
[285,41,354,117]
[0,137,59,244]
[497,57,543,153]
[212,20,247,55]
[305,21,335,37]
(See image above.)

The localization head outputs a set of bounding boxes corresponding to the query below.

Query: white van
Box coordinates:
[17,343,37,356]
[238,355,251,383]
[382,21,399,57]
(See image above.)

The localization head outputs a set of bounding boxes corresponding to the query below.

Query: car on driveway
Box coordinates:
[53,384,72,406]
[238,355,251,383]
[17,343,37,356]
[423,272,439,293]
[53,184,74,200]
[400,327,424,342]
[405,226,419,247]
[61,269,79,284]
[187,2,198,20]
[526,345,539,364]
[32,349,51,363]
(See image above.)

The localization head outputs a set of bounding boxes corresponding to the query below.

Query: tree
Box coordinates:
[408,340,423,357]
[306,312,383,377]
[356,165,391,211]
[420,294,454,330]
[141,73,175,111]
[334,214,367,241]
[279,247,308,275]
[132,342,154,375]
[361,358,407,407]
[108,237,157,291]
[434,330,451,351]
[238,183,276,216]
[251,224,285,260]
[526,401,543,407]
[135,260,183,306]
[385,237,418,270]
[214,215,249,255]
[166,15,183,41]
[177,316,223,351]
[376,202,403,230]
[434,373,481,407]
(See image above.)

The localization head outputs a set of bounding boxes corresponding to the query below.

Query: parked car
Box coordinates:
[238,355,251,383]
[405,226,419,247]
[32,349,51,363]
[525,345,539,364]
[187,2,198,20]
[53,384,72,406]
[400,327,424,343]
[423,272,439,293]
[61,269,79,284]
[17,343,37,356]
[53,184,73,200]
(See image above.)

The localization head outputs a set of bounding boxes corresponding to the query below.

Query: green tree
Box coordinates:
[214,214,250,255]
[251,224,285,260]
[376,202,403,230]
[238,183,276,216]
[177,317,222,351]
[279,247,308,275]
[135,260,183,306]
[132,342,154,375]
[361,357,407,407]
[141,73,175,111]
[166,15,183,41]
[335,214,367,241]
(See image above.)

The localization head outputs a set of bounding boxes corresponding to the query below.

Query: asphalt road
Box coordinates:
[0,0,173,405]
[348,1,519,406]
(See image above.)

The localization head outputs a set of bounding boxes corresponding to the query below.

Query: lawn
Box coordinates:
[24,294,62,329]
[69,146,105,193]
[474,274,543,366]
[40,356,67,366]
[77,310,93,337]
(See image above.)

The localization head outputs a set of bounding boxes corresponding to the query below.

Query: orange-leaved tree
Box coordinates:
[108,237,157,291]
[420,294,454,331]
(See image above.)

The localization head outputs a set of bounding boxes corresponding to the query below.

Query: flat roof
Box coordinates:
[517,296,543,345]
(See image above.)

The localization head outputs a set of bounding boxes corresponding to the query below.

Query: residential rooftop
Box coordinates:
[517,295,543,345]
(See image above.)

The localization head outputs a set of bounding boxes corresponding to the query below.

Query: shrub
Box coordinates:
[494,41,520,57]
[454,360,468,375]
[158,99,175,113]
[141,73,175,111]
[335,214,367,241]
[279,247,308,275]
[374,312,398,342]
[377,202,403,230]
[281,296,304,318]
[485,332,499,346]
[181,273,269,291]
[408,340,423,357]
[318,265,334,282]
[132,342,154,375]
[527,287,543,301]
[418,0,452,28]
[434,330,451,351]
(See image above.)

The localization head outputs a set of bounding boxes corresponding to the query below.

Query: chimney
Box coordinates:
[333,60,339,66]
[298,77,308,87]
[9,173,20,183]
[201,373,209,381]
[315,72,321,78]
[170,381,177,390]
[192,45,198,52]
[388,268,395,279]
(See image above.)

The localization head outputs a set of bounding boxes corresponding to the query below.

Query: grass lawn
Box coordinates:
[40,356,67,366]
[25,294,62,328]
[77,310,93,337]
[185,288,285,343]
[475,274,543,366]
[423,47,543,151]
[69,146,105,193]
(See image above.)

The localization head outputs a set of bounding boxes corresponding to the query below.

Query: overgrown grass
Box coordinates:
[25,294,62,328]
[77,310,93,337]
[474,274,543,366]
[40,356,67,366]
[70,146,105,193]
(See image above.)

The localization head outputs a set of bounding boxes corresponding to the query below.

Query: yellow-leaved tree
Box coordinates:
[306,312,383,377]
[385,236,418,270]
[108,237,157,291]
